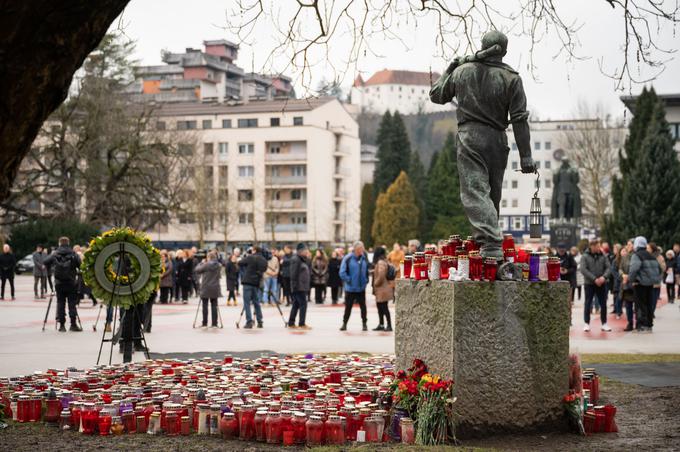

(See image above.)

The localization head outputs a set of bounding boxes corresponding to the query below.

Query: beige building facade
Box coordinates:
[154,97,361,247]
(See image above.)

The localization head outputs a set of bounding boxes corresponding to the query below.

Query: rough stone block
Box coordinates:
[395,280,570,436]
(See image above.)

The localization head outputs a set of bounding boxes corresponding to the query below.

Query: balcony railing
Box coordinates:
[266,200,307,209]
[265,152,307,161]
[264,224,307,233]
[266,175,307,185]
[333,167,351,177]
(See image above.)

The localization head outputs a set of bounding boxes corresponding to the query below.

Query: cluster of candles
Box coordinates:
[401,234,562,282]
[0,354,421,445]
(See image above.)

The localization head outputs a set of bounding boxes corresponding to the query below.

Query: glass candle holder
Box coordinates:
[538,252,549,281]
[483,258,498,282]
[239,405,255,440]
[210,404,221,436]
[292,412,307,444]
[403,256,413,279]
[59,409,72,430]
[429,256,441,281]
[529,252,540,282]
[111,416,125,435]
[265,411,282,444]
[547,257,561,281]
[469,252,483,281]
[255,410,267,442]
[180,415,191,435]
[457,255,469,279]
[400,417,415,444]
[166,412,179,436]
[502,234,516,262]
[147,412,161,435]
[98,414,112,436]
[305,415,324,446]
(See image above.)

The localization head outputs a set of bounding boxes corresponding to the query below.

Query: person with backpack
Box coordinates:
[43,236,82,332]
[628,236,662,333]
[372,246,394,332]
[339,241,370,331]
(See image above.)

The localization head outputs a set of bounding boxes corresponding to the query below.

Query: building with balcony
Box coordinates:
[126,39,295,103]
[153,97,361,247]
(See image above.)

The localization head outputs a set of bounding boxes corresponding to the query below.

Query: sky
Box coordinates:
[114,0,680,121]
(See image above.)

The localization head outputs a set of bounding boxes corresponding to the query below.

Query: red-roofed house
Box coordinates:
[350,69,453,114]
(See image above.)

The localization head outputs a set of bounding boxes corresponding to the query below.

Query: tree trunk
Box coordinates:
[0,0,129,202]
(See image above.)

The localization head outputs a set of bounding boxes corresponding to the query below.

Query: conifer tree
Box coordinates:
[372,171,420,246]
[618,100,680,245]
[425,132,470,239]
[609,87,658,240]
[408,151,426,237]
[359,183,375,246]
[373,110,412,196]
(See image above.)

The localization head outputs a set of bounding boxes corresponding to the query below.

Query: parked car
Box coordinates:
[15,254,34,274]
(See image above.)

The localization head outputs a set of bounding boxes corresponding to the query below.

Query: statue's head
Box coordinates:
[481,30,508,57]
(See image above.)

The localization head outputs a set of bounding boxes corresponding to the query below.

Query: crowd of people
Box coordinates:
[2,233,678,339]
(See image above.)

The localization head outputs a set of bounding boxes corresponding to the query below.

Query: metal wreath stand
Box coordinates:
[94,241,152,365]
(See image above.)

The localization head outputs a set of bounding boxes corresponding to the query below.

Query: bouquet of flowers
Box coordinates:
[390,359,456,445]
[563,391,585,435]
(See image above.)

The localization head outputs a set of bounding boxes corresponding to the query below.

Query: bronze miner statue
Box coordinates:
[550,159,582,222]
[430,30,536,259]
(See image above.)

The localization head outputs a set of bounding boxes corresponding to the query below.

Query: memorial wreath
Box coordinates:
[81,227,161,309]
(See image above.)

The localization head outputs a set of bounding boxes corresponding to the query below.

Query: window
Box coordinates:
[178,213,195,224]
[511,180,518,189]
[238,213,253,224]
[513,216,524,230]
[238,166,254,177]
[238,143,254,154]
[156,121,166,131]
[534,141,541,150]
[511,161,518,170]
[271,190,281,200]
[511,142,517,151]
[202,119,212,129]
[291,165,306,177]
[545,179,552,189]
[178,144,194,156]
[219,166,228,179]
[238,190,253,201]
[237,118,258,128]
[222,119,232,128]
[268,144,281,154]
[293,116,303,126]
[535,161,541,169]
[498,217,508,230]
[218,188,228,201]
[270,166,281,177]
[544,141,551,150]
[501,199,508,208]
[177,120,197,130]
[204,166,213,180]
[291,214,307,224]
[203,143,213,156]
[291,189,304,200]
[511,199,518,208]
[270,117,280,127]
[545,161,551,169]
[218,142,228,158]
[668,123,680,140]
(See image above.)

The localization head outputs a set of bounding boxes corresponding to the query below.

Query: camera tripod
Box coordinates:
[41,292,83,332]
[192,299,224,328]
[235,285,288,328]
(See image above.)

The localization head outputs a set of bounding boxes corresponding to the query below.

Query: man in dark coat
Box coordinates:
[43,237,82,332]
[288,243,311,329]
[556,243,577,304]
[0,244,17,300]
[430,30,536,258]
[240,246,267,328]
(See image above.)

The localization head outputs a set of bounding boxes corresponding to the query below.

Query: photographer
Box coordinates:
[43,237,82,332]
[195,251,222,328]
[240,246,267,329]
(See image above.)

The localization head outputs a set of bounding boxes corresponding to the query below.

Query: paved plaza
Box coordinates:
[1,275,679,375]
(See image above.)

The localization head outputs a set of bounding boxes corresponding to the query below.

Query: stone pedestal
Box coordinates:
[395,280,570,436]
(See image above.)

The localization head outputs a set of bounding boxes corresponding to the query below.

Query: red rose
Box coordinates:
[397,370,407,380]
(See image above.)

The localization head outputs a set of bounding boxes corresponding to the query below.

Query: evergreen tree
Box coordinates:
[373,110,412,196]
[373,111,394,196]
[609,87,658,239]
[372,171,420,246]
[617,100,680,246]
[359,183,375,246]
[425,132,471,240]
[408,151,427,237]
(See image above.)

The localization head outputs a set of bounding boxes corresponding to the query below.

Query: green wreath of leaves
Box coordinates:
[81,228,161,309]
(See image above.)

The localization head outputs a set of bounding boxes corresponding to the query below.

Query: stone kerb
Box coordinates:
[395,279,570,436]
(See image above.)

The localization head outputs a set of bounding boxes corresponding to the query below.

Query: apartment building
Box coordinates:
[153,97,361,247]
[350,69,453,115]
[126,39,295,103]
